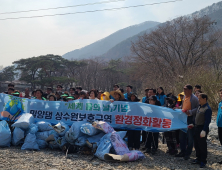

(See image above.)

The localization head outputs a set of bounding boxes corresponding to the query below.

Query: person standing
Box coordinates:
[142,88,149,103]
[124,85,133,101]
[192,93,212,168]
[127,93,141,150]
[24,88,31,99]
[175,84,199,160]
[217,89,222,164]
[156,87,166,106]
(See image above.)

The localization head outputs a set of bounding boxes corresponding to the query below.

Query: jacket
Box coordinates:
[195,103,212,131]
[142,96,147,103]
[217,101,222,127]
[182,94,199,125]
[156,94,166,106]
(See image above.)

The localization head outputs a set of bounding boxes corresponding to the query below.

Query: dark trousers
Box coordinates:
[128,130,141,149]
[179,128,194,156]
[145,132,159,150]
[194,126,209,163]
[164,131,177,151]
[219,127,222,145]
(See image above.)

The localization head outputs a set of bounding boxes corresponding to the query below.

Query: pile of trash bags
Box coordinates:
[0,113,145,162]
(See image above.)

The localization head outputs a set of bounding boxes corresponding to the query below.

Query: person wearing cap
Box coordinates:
[156,87,166,106]
[110,90,126,101]
[176,92,184,107]
[110,84,120,100]
[175,84,199,160]
[192,93,212,168]
[144,95,160,154]
[67,96,75,102]
[101,92,110,101]
[217,89,222,164]
[127,93,141,150]
[124,85,133,101]
[164,95,179,155]
[12,90,20,97]
[142,88,149,103]
[61,92,69,102]
[35,89,46,100]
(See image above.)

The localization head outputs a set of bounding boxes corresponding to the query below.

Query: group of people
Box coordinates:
[2,83,222,168]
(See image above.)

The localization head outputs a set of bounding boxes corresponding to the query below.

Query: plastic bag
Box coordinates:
[80,123,100,136]
[95,133,112,160]
[55,137,67,149]
[36,130,58,141]
[50,121,69,136]
[12,113,34,130]
[65,122,84,144]
[21,133,39,150]
[36,121,53,131]
[12,127,24,146]
[27,123,38,134]
[0,120,11,147]
[75,135,88,146]
[87,132,106,144]
[48,140,59,149]
[110,132,129,155]
[36,139,48,149]
[125,150,145,161]
[92,121,114,134]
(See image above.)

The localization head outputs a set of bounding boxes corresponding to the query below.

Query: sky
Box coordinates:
[0,0,221,67]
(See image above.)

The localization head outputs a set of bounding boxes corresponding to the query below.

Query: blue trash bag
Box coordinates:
[55,136,67,149]
[26,123,38,134]
[87,132,106,144]
[65,121,84,144]
[80,123,100,136]
[95,133,112,160]
[36,139,48,149]
[51,121,69,137]
[75,135,88,146]
[36,121,53,132]
[36,130,58,141]
[48,140,59,149]
[0,120,11,147]
[12,113,34,130]
[21,133,40,150]
[12,127,24,146]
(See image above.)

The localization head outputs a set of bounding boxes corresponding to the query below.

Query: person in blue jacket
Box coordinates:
[156,87,166,106]
[217,89,222,164]
[142,88,149,103]
[124,85,132,101]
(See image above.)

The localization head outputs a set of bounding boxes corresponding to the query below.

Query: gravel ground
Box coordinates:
[0,118,221,170]
[0,139,221,170]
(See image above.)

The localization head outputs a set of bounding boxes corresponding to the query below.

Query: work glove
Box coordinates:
[200,130,206,138]
[187,124,194,129]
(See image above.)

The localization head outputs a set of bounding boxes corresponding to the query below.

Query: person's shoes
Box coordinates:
[169,150,178,155]
[218,161,222,164]
[184,155,190,160]
[144,149,151,153]
[200,162,206,168]
[191,159,200,164]
[128,147,133,150]
[175,152,185,157]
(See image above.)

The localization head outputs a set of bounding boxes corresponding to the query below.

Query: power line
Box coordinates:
[0,0,182,21]
[0,0,126,15]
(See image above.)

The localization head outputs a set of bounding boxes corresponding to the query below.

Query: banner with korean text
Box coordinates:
[0,93,188,132]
